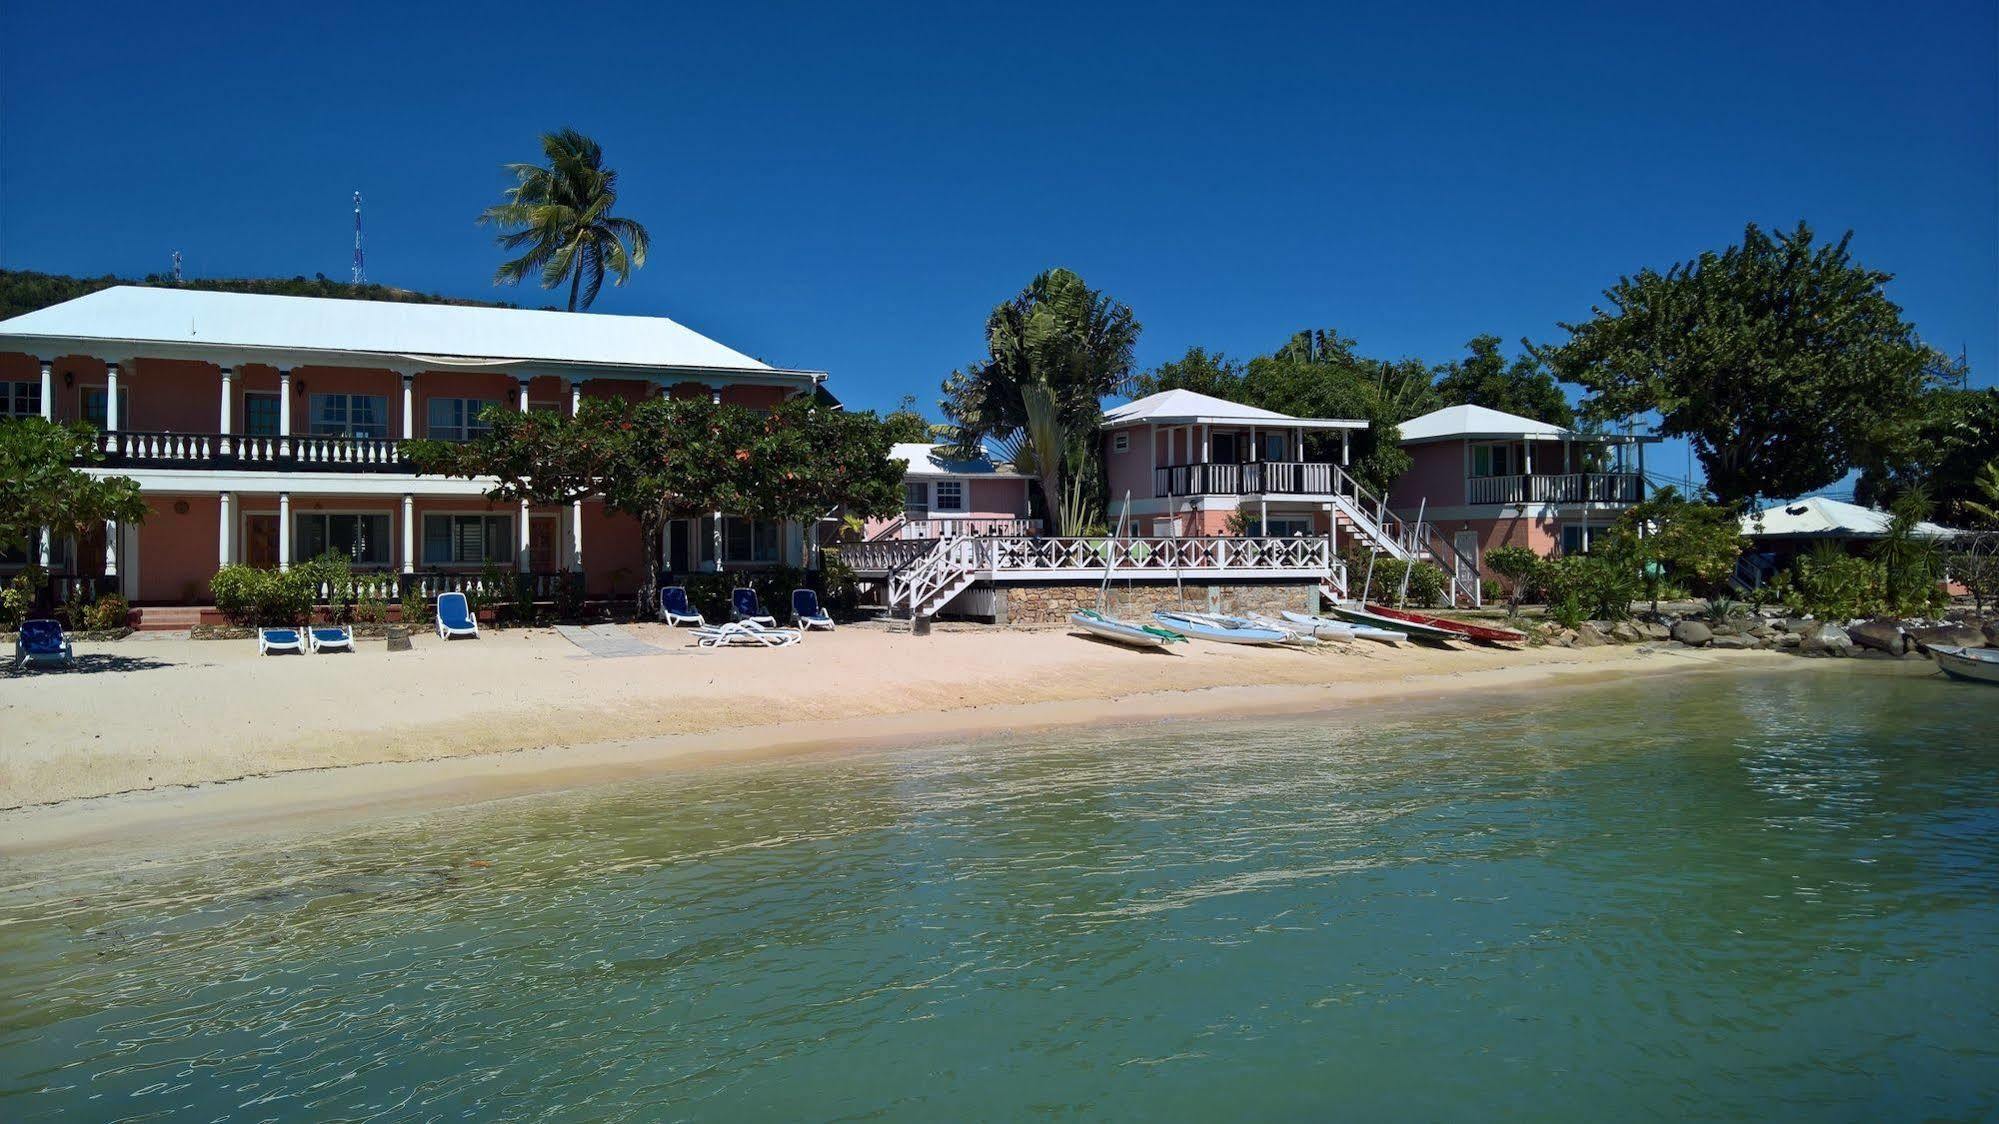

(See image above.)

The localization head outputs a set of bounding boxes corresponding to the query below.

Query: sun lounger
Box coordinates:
[308,625,354,653]
[259,627,304,656]
[693,620,801,648]
[659,585,705,627]
[435,591,479,639]
[732,587,776,628]
[14,619,73,670]
[791,588,835,631]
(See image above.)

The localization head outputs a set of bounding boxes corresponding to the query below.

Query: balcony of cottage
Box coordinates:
[1101,388,1368,502]
[1392,403,1658,514]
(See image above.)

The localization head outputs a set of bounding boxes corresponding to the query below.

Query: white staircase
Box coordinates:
[887,538,988,619]
[1322,464,1483,608]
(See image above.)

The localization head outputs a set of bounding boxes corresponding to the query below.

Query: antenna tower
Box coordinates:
[351,192,366,284]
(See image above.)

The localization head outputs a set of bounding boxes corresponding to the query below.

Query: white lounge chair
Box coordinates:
[658,586,705,627]
[308,625,354,653]
[259,627,305,656]
[436,592,479,639]
[693,620,801,648]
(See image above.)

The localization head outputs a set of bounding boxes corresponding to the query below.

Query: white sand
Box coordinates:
[0,624,1823,855]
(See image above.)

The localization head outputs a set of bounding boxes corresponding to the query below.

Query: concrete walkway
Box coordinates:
[552,624,671,658]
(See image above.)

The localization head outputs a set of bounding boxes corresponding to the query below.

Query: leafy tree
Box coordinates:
[1854,385,1996,521]
[1603,485,1744,612]
[1967,461,1999,527]
[1538,222,1946,508]
[1432,335,1574,426]
[880,395,942,445]
[1484,545,1541,613]
[942,269,1139,532]
[481,129,651,311]
[1871,488,1946,615]
[0,417,149,559]
[409,395,904,612]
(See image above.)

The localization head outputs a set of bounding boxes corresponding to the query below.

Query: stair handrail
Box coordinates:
[1327,464,1483,608]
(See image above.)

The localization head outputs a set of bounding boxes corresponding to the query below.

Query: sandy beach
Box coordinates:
[0,623,1830,855]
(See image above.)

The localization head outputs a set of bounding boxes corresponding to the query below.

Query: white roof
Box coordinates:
[1743,496,1959,540]
[1398,404,1574,443]
[0,286,803,376]
[1102,388,1365,430]
[891,442,1022,479]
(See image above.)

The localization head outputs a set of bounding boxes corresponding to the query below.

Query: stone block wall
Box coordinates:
[995,580,1321,625]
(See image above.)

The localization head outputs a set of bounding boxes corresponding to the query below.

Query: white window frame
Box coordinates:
[78,384,130,430]
[932,480,966,512]
[310,392,389,439]
[294,510,395,569]
[1112,431,1130,453]
[426,397,501,442]
[2,379,43,419]
[242,391,282,437]
[421,513,515,568]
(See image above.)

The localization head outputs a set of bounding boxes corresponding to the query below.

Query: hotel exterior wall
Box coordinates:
[581,501,646,597]
[135,494,222,603]
[1386,443,1467,509]
[1104,428,1156,502]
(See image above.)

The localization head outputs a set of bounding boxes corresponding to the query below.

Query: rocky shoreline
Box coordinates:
[1543,608,1997,660]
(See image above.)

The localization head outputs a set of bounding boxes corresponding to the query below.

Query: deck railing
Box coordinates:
[1466,472,1644,505]
[92,430,413,473]
[1154,461,1338,497]
[894,517,1043,540]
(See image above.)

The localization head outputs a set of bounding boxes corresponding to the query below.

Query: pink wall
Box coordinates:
[968,478,1031,516]
[1104,426,1156,501]
[136,494,221,602]
[582,500,646,597]
[721,384,786,410]
[1387,443,1466,508]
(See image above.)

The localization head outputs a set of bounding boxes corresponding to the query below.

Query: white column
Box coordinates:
[518,377,532,412]
[218,492,232,567]
[278,369,293,455]
[104,362,120,451]
[278,492,291,571]
[518,500,532,572]
[1636,440,1647,500]
[710,387,722,405]
[1200,425,1210,462]
[1341,430,1350,466]
[103,520,118,578]
[402,494,416,574]
[571,499,584,568]
[1524,441,1534,476]
[38,359,53,420]
[710,512,724,572]
[568,377,581,416]
[217,366,234,454]
[37,525,51,568]
[401,373,415,440]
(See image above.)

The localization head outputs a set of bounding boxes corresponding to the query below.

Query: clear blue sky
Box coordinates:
[3,1,1993,494]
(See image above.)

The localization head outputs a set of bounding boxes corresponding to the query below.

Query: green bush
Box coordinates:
[2,565,46,628]
[1485,545,1541,611]
[209,564,318,626]
[87,593,129,631]
[1785,546,1884,621]
[1337,547,1446,607]
[683,566,811,622]
[1538,553,1640,622]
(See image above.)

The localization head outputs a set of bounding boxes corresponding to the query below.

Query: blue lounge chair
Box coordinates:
[732,587,776,628]
[259,627,304,656]
[436,591,479,639]
[659,585,705,627]
[14,619,73,670]
[308,625,354,653]
[791,588,835,631]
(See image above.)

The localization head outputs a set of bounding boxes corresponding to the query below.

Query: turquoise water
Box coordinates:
[1,669,1994,1120]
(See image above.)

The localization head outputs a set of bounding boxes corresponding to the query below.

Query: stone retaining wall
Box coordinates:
[995,581,1321,625]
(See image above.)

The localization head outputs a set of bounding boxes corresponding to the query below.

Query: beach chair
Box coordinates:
[658,585,705,627]
[693,620,802,648]
[791,588,835,631]
[732,587,776,627]
[308,625,354,653]
[435,591,479,639]
[259,627,304,656]
[14,619,73,670]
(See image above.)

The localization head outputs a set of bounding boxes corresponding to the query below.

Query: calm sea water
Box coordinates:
[1,668,1994,1121]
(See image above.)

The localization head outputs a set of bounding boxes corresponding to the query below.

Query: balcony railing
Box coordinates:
[1465,473,1644,505]
[1154,461,1337,497]
[894,517,1042,540]
[92,430,412,473]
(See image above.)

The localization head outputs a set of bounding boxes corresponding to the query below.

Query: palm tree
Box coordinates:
[480,129,650,311]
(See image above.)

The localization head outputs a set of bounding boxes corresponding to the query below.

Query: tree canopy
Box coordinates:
[1432,335,1574,426]
[942,268,1139,532]
[1537,222,1948,508]
[1853,385,1998,523]
[407,395,904,609]
[0,418,149,556]
[481,129,651,311]
[0,268,512,321]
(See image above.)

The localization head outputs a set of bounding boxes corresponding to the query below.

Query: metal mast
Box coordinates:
[351,192,366,284]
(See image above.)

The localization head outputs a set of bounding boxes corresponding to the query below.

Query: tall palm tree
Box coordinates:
[480,129,650,311]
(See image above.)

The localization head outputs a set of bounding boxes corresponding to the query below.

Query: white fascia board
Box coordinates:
[85,467,502,496]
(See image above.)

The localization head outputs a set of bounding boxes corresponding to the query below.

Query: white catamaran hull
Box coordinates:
[1931,645,1999,685]
[1153,611,1293,646]
[1071,612,1176,649]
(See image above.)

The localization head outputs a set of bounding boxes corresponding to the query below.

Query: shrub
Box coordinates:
[88,593,130,631]
[1785,546,1883,621]
[684,566,810,622]
[2,565,46,628]
[353,598,388,625]
[209,564,317,626]
[400,585,427,628]
[1485,545,1541,612]
[1538,553,1639,622]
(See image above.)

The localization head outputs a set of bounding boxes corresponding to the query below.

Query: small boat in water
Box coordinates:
[1327,603,1462,644]
[1281,610,1398,644]
[1930,645,1999,685]
[1363,603,1527,645]
[1153,610,1296,646]
[1071,609,1186,649]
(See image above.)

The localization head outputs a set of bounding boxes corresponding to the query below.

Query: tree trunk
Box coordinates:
[568,268,581,312]
[638,510,663,619]
[1039,466,1063,535]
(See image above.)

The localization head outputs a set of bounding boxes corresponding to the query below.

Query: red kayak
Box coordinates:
[1365,604,1527,645]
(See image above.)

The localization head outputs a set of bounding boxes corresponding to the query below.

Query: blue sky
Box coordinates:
[2,1,1993,495]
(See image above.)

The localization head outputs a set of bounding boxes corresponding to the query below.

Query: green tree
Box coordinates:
[1484,545,1541,613]
[879,395,942,445]
[0,417,149,559]
[1966,461,1999,527]
[942,268,1139,533]
[1538,222,1946,508]
[481,129,651,311]
[1432,335,1574,426]
[1871,487,1946,614]
[1853,384,1995,522]
[1603,485,1744,612]
[409,395,903,612]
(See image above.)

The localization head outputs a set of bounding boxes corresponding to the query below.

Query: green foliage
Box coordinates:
[1538,222,1949,507]
[1538,553,1640,622]
[943,268,1139,534]
[878,395,942,445]
[1963,459,1999,528]
[1854,386,1996,522]
[400,585,428,628]
[210,565,316,626]
[0,418,149,557]
[481,129,649,311]
[1484,545,1541,612]
[1340,546,1447,608]
[0,267,513,322]
[1,565,46,628]
[1432,335,1573,426]
[682,566,809,623]
[1785,545,1884,621]
[1870,488,1947,615]
[1604,485,1745,609]
[87,594,129,632]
